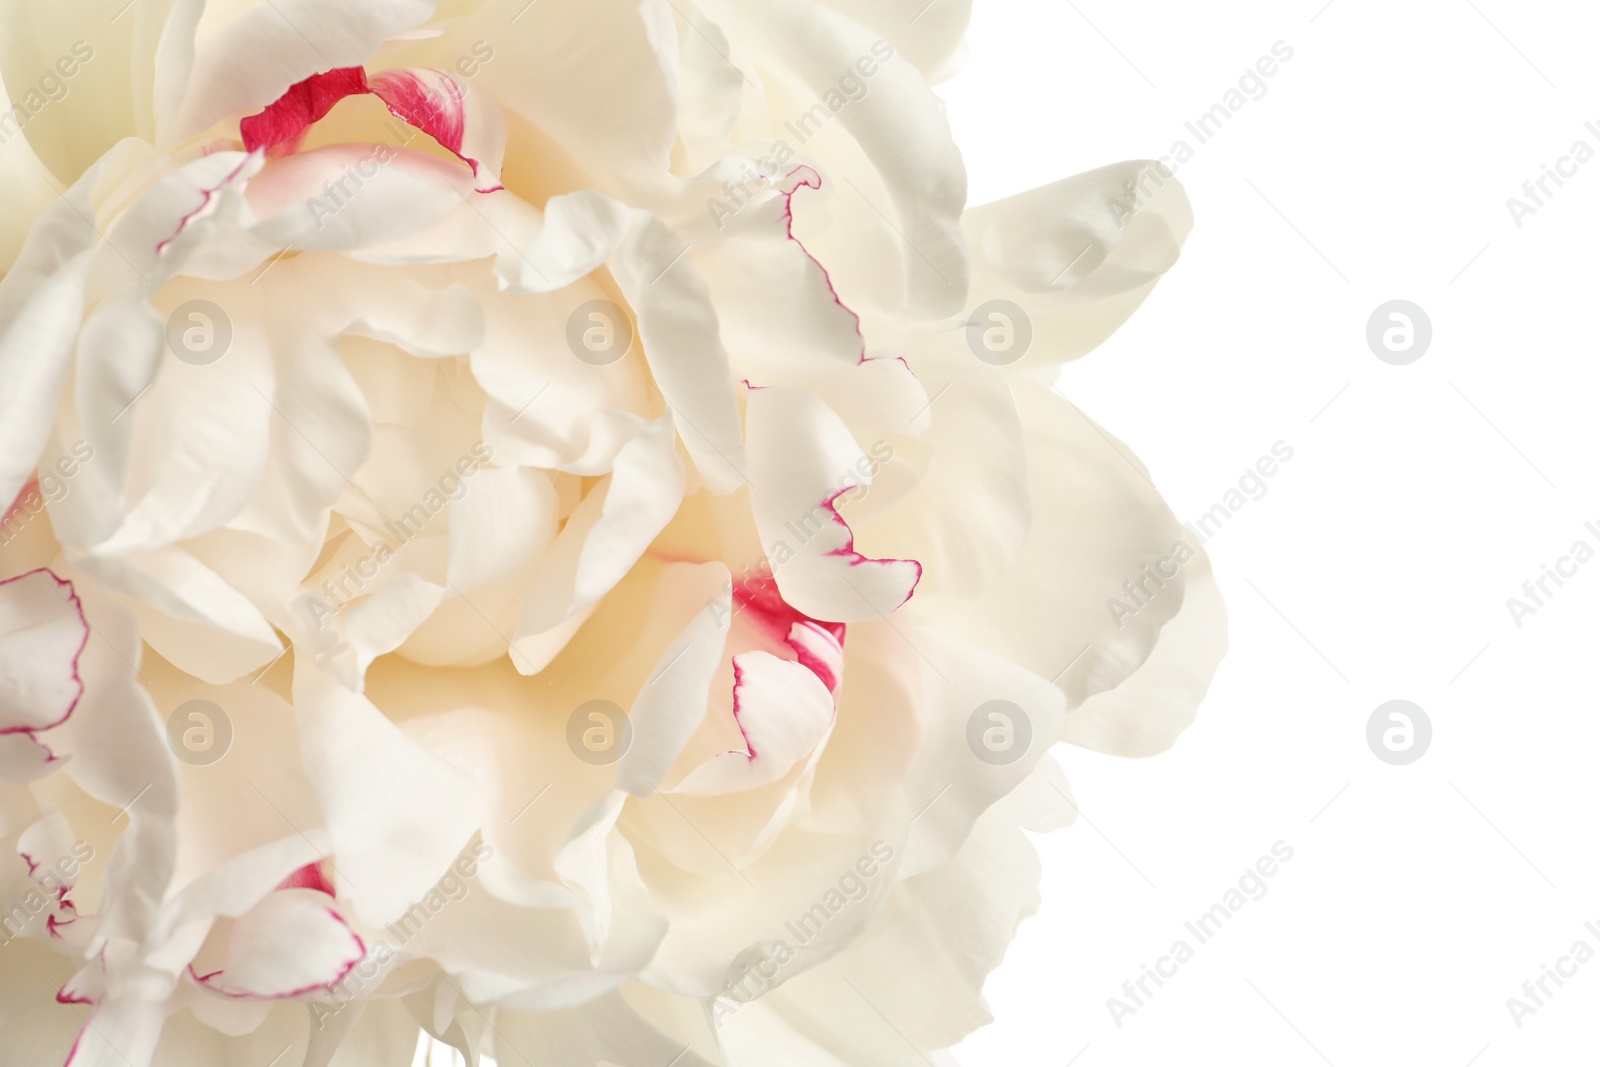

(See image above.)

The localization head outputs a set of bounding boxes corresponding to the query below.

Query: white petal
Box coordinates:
[71,298,164,498]
[672,651,835,796]
[961,161,1193,367]
[446,467,558,593]
[293,667,479,927]
[63,997,164,1067]
[0,569,86,735]
[926,382,1200,731]
[0,253,90,516]
[512,416,684,672]
[246,145,475,253]
[746,386,920,622]
[616,562,732,798]
[44,582,178,947]
[1066,550,1228,756]
[456,0,680,180]
[734,0,969,316]
[195,889,365,1000]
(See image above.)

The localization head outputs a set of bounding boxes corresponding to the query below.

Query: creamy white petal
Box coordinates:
[961,161,1193,367]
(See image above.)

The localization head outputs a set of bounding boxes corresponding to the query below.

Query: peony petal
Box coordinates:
[0,252,92,519]
[367,67,506,193]
[865,355,1031,599]
[446,467,558,593]
[816,0,972,82]
[0,569,87,736]
[0,733,58,780]
[895,630,1068,879]
[672,651,836,796]
[62,996,164,1067]
[454,0,681,182]
[512,415,685,672]
[733,0,969,316]
[961,160,1194,367]
[0,57,61,267]
[1065,550,1228,757]
[696,167,867,374]
[43,582,178,948]
[494,991,717,1067]
[246,144,475,253]
[616,562,733,797]
[239,67,372,156]
[167,0,444,145]
[293,667,480,927]
[18,812,81,892]
[745,386,920,622]
[239,65,507,193]
[926,382,1197,722]
[69,547,282,685]
[71,298,164,501]
[192,889,365,1000]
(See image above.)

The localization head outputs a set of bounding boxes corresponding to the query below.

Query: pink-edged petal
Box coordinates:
[168,0,444,145]
[276,861,337,897]
[785,619,845,694]
[745,387,921,623]
[18,812,79,891]
[736,0,969,317]
[771,166,866,364]
[733,575,847,693]
[240,67,371,156]
[368,68,507,193]
[58,960,102,1007]
[191,888,366,1000]
[0,570,88,736]
[239,66,506,193]
[672,651,835,796]
[17,814,82,938]
[0,733,59,780]
[702,166,866,373]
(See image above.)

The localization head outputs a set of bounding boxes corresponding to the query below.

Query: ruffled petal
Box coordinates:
[0,569,87,736]
[746,386,920,622]
[191,889,365,1000]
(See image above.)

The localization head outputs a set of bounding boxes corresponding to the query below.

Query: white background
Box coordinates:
[941,1,1600,1065]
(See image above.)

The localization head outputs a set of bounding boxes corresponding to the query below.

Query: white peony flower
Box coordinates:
[0,1,1225,1064]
